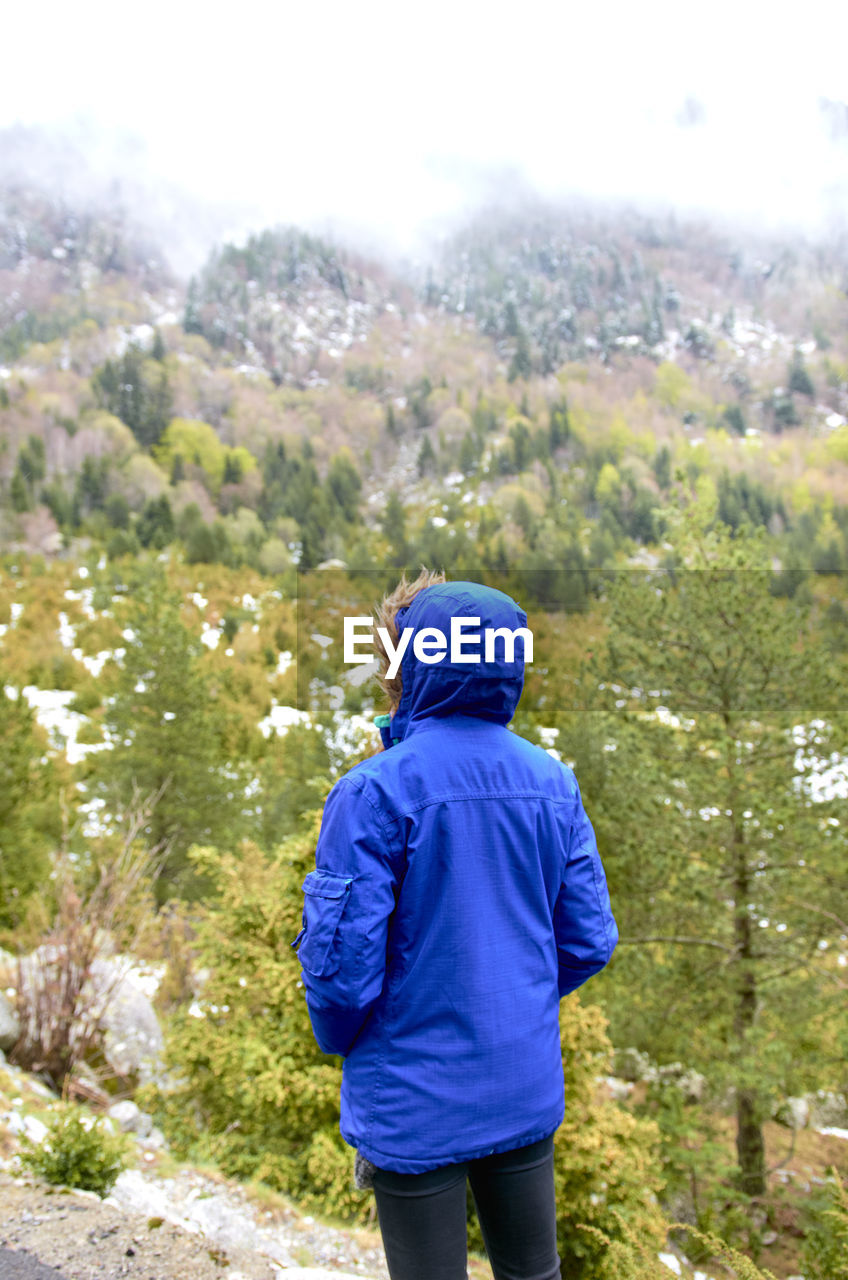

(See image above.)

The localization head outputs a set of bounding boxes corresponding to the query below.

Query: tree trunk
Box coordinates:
[731,800,767,1196]
[736,1087,766,1196]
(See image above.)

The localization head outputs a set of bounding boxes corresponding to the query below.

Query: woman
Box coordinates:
[295,572,617,1280]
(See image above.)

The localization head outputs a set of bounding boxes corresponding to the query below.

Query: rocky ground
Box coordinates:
[0,1168,389,1280]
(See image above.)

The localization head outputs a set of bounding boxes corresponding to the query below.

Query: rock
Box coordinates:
[658,1252,683,1275]
[13,948,165,1085]
[107,1100,153,1137]
[137,1126,167,1150]
[272,1273,374,1280]
[3,1110,26,1137]
[775,1096,809,1130]
[601,1075,634,1101]
[5,1111,49,1144]
[805,1090,848,1127]
[613,1046,654,1081]
[655,1062,706,1103]
[23,1114,49,1144]
[92,958,165,1083]
[0,991,20,1053]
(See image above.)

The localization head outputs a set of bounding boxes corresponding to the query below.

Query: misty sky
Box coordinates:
[3,0,848,266]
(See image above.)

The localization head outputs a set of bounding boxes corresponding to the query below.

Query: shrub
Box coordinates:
[12,798,164,1089]
[142,824,371,1220]
[148,831,666,1258]
[523,999,666,1279]
[583,1216,779,1280]
[20,1109,130,1196]
[465,999,666,1277]
[802,1169,848,1280]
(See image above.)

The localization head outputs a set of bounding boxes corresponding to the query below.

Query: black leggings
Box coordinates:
[372,1134,560,1280]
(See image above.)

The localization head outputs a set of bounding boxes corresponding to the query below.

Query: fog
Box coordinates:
[2,0,847,273]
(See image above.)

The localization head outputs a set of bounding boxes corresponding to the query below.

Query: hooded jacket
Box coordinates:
[296,580,618,1173]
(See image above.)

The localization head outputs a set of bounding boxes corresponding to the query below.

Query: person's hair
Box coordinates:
[374,567,446,714]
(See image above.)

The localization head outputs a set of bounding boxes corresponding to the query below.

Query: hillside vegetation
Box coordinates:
[1,162,847,1279]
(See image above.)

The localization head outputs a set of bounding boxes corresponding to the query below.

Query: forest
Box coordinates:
[1,165,847,1280]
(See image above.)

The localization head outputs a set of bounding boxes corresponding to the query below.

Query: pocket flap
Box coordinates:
[303,870,352,900]
[298,871,353,976]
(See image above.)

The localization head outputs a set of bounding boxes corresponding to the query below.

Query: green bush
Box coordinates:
[20,1109,130,1196]
[142,823,370,1219]
[584,1217,779,1280]
[147,827,668,1262]
[468,998,667,1280]
[802,1170,848,1280]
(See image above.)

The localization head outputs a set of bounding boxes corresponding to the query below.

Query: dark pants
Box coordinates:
[372,1134,560,1280]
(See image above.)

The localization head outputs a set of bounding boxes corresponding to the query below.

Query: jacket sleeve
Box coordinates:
[554,784,618,997]
[295,776,400,1057]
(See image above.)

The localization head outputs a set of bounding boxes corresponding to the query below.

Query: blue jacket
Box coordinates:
[296,580,617,1173]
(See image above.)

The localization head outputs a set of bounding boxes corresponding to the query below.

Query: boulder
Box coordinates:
[613,1046,654,1082]
[805,1090,848,1128]
[774,1096,810,1130]
[12,948,165,1085]
[107,1100,154,1137]
[4,1111,49,1144]
[0,991,20,1053]
[601,1075,634,1102]
[655,1063,706,1103]
[90,957,165,1083]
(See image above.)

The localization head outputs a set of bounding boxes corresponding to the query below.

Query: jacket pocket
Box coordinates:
[297,870,352,977]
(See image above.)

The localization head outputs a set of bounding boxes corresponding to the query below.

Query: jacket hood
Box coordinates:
[381,580,527,745]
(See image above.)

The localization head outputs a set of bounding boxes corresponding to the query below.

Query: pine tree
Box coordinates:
[381,492,407,567]
[417,436,436,477]
[788,351,815,398]
[92,570,243,900]
[592,505,847,1196]
[0,686,60,930]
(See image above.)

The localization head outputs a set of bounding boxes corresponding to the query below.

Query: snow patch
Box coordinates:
[201,624,222,649]
[258,702,312,737]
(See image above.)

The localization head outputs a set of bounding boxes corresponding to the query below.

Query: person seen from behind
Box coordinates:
[295,570,618,1280]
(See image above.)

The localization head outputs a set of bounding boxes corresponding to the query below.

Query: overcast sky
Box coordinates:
[2,0,848,268]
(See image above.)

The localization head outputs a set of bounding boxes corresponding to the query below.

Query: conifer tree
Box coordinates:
[591,502,847,1196]
[417,436,436,477]
[380,491,407,566]
[92,569,243,900]
[0,686,60,930]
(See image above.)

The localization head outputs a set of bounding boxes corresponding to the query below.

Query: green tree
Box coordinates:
[325,450,361,524]
[10,466,31,512]
[509,418,533,471]
[136,495,175,549]
[652,445,672,490]
[802,1171,848,1280]
[508,328,532,381]
[144,824,364,1214]
[593,508,846,1196]
[93,345,173,449]
[788,351,815,398]
[0,687,60,931]
[381,491,408,566]
[91,571,243,900]
[18,435,46,486]
[723,404,746,436]
[417,435,436,477]
[183,278,204,335]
